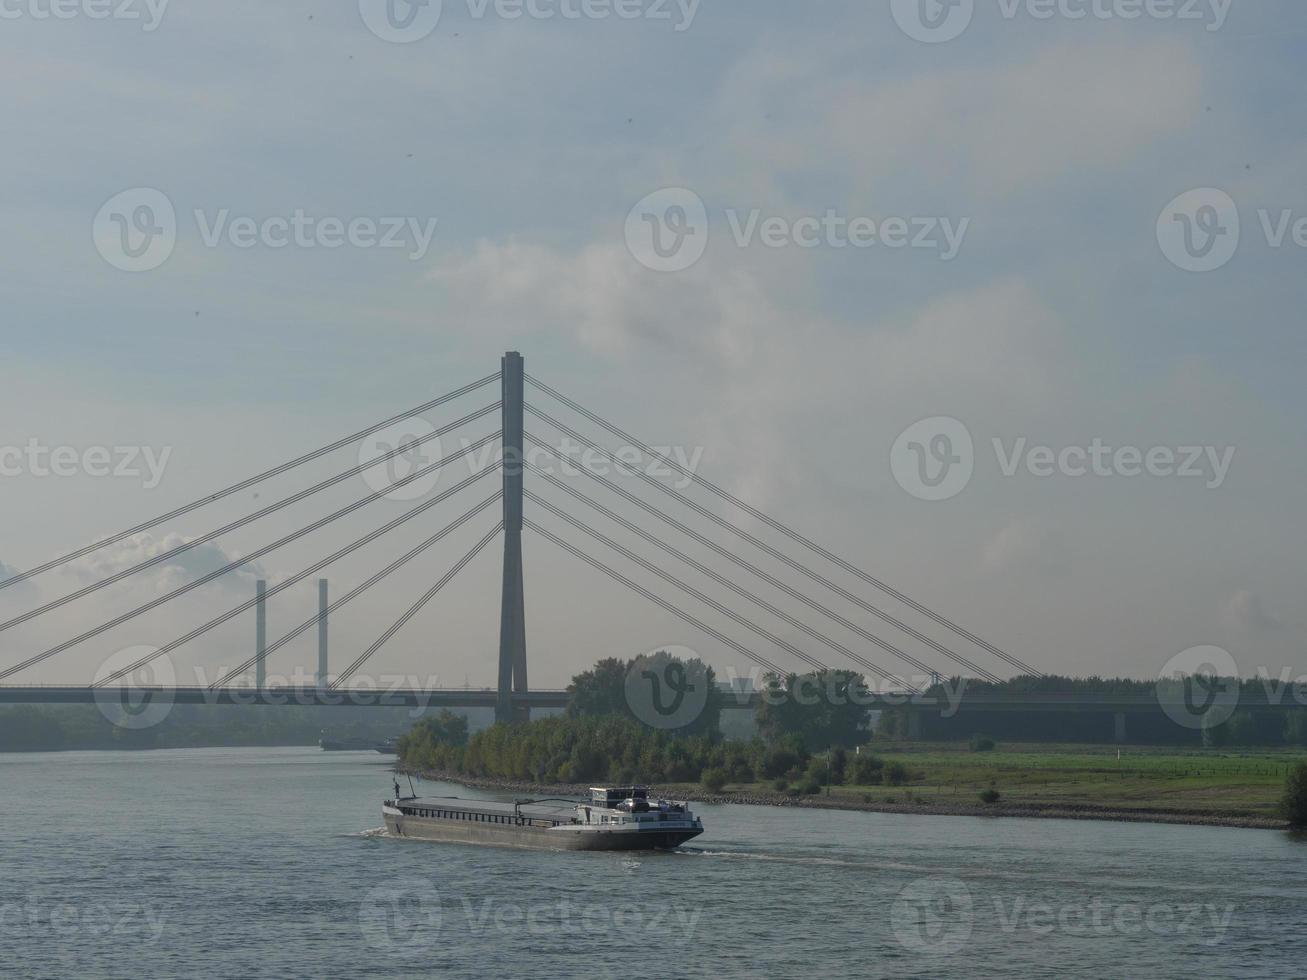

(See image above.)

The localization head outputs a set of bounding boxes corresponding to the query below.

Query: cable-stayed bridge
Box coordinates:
[0,350,1184,737]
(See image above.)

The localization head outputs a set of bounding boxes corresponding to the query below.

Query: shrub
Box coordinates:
[801,779,823,796]
[829,747,848,785]
[850,754,885,785]
[761,747,802,779]
[885,762,909,787]
[979,788,1001,804]
[701,767,728,792]
[772,777,789,792]
[970,734,997,753]
[1283,762,1307,827]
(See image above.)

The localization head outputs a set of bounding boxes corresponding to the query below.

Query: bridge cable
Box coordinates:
[526,489,913,688]
[521,422,1003,684]
[0,371,501,594]
[523,471,976,686]
[526,496,921,694]
[523,451,999,685]
[92,476,504,688]
[331,522,504,689]
[0,405,499,635]
[0,452,500,684]
[525,374,1039,677]
[522,518,787,679]
[210,492,503,688]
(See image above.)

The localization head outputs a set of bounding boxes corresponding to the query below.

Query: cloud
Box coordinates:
[710,38,1203,202]
[1222,590,1283,634]
[67,533,266,594]
[982,519,1049,573]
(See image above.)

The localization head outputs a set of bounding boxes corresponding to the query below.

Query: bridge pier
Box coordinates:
[496,352,529,725]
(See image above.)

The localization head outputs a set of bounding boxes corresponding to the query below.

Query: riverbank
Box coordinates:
[400,767,1288,829]
[401,741,1303,831]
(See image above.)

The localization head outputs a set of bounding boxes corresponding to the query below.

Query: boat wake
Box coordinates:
[674,847,920,873]
[345,827,391,838]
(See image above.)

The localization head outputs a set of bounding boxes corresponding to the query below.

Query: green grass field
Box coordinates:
[713,743,1306,821]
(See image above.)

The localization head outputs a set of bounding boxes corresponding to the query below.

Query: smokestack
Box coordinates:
[255,579,267,690]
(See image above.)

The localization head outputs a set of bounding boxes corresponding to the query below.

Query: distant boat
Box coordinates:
[383,785,704,851]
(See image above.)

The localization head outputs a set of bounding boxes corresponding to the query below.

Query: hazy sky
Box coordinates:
[1,0,1303,690]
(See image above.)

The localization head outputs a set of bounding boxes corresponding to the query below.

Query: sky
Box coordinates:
[0,0,1303,691]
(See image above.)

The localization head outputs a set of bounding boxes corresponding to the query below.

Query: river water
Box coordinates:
[1,746,1304,979]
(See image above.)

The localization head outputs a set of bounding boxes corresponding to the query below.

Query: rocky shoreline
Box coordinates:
[398,766,1289,831]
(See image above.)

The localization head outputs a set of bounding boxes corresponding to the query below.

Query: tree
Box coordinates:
[850,753,884,785]
[565,658,630,719]
[422,709,469,746]
[701,767,728,792]
[755,670,871,750]
[565,651,723,738]
[1283,762,1307,828]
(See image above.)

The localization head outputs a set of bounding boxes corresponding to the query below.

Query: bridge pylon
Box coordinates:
[496,352,529,724]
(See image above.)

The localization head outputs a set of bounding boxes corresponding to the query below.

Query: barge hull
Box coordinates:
[383,813,700,852]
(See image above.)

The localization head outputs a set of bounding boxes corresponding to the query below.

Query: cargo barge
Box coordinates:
[382,785,703,851]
